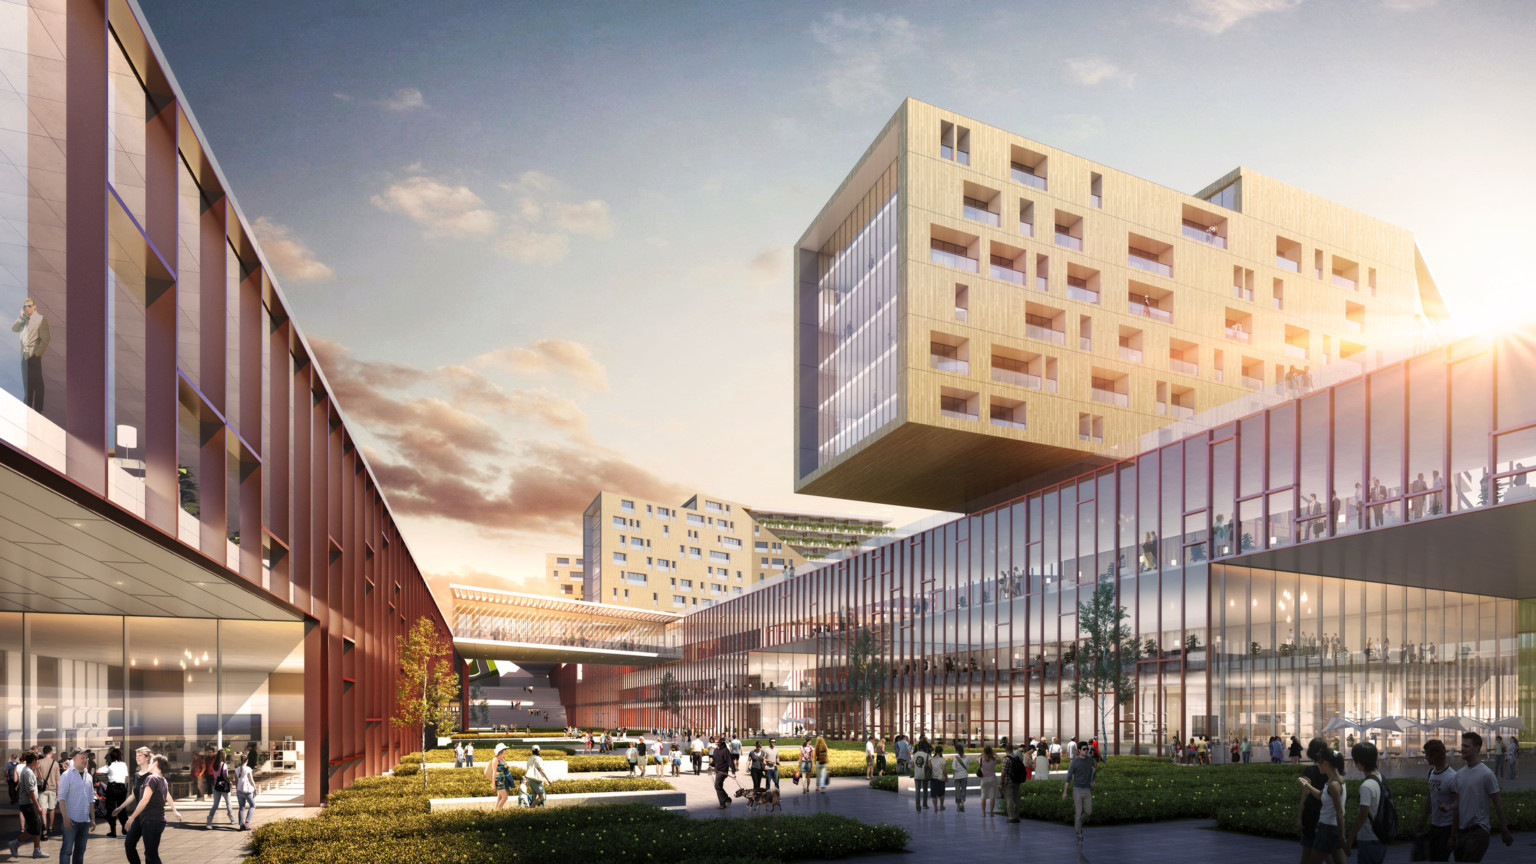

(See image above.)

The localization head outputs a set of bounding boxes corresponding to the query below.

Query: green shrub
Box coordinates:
[566,755,633,773]
[869,775,898,792]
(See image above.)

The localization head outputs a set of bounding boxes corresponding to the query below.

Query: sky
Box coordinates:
[135,0,1536,612]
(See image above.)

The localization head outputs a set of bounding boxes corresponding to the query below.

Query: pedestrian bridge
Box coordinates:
[449,584,682,666]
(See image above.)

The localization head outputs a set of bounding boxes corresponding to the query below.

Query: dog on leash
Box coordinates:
[732,785,783,813]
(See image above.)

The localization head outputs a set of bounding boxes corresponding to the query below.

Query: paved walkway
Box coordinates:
[5,767,1532,863]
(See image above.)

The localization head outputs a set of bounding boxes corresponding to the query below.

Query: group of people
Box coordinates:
[483,742,552,810]
[1295,732,1513,863]
[707,735,827,809]
[5,744,257,864]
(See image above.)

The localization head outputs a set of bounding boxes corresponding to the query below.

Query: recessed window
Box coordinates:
[989,397,1027,430]
[1276,237,1302,273]
[1090,173,1103,209]
[939,387,980,421]
[1182,203,1226,248]
[1127,233,1172,278]
[1010,145,1047,190]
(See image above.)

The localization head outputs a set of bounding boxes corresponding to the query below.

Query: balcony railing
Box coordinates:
[1118,346,1143,363]
[1170,404,1195,419]
[1276,256,1300,273]
[1068,285,1099,304]
[1284,343,1308,359]
[1344,319,1362,334]
[1045,377,1058,393]
[1128,301,1172,323]
[941,145,953,160]
[1128,253,1171,277]
[991,367,1041,389]
[1169,358,1198,376]
[1182,223,1226,248]
[1019,221,1033,237]
[956,150,969,166]
[1225,326,1251,343]
[1080,336,1092,351]
[1233,285,1254,301]
[1243,375,1264,389]
[1332,273,1357,291]
[1012,166,1047,190]
[963,204,999,226]
[991,416,1027,430]
[930,356,969,374]
[1079,433,1104,444]
[1091,389,1129,407]
[990,263,1025,284]
[1055,232,1083,251]
[931,247,978,272]
[1090,194,1102,208]
[940,407,978,421]
[955,307,969,322]
[1025,323,1066,345]
[1036,275,1048,292]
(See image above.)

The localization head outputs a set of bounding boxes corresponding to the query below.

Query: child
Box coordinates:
[671,744,682,777]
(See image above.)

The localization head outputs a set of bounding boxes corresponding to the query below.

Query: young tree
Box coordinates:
[392,617,461,789]
[1066,577,1139,751]
[657,671,682,728]
[845,627,886,737]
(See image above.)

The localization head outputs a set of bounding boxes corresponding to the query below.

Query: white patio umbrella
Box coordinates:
[1423,715,1492,733]
[1321,715,1367,734]
[1363,715,1422,734]
[1489,716,1530,732]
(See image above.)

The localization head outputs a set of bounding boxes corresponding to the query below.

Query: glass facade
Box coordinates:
[569,330,1534,751]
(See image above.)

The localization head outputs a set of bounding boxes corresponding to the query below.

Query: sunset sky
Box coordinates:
[136,0,1536,612]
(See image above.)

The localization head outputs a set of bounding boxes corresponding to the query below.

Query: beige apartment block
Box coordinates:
[581,491,843,611]
[745,508,891,561]
[537,552,586,600]
[794,98,1448,513]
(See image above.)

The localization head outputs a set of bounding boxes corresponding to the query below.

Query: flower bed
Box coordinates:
[250,795,908,864]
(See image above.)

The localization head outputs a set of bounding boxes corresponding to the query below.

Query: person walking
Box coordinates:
[814,736,830,793]
[1049,736,1062,770]
[1444,731,1515,861]
[978,745,999,817]
[1241,736,1252,764]
[525,745,552,806]
[7,751,43,860]
[487,744,514,810]
[865,736,876,780]
[763,738,780,791]
[1271,736,1287,764]
[625,741,638,776]
[950,743,969,812]
[454,741,464,768]
[912,740,931,812]
[34,745,57,841]
[729,735,742,771]
[56,748,93,864]
[748,741,766,792]
[1298,748,1346,864]
[874,737,887,776]
[1506,736,1519,780]
[1033,741,1049,779]
[670,743,682,777]
[1414,739,1456,862]
[124,754,183,864]
[930,744,949,811]
[100,747,129,838]
[1000,742,1023,823]
[1493,735,1505,779]
[798,738,814,795]
[5,752,17,806]
[190,747,206,803]
[1063,740,1097,844]
[710,736,735,810]
[1343,743,1387,864]
[232,754,257,830]
[1296,738,1329,860]
[205,749,235,828]
[691,734,704,775]
[1290,736,1304,764]
[464,742,474,768]
[894,734,911,775]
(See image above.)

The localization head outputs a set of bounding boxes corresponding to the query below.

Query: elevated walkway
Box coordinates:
[450,584,682,666]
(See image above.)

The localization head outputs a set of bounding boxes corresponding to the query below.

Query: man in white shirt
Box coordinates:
[1343,743,1384,863]
[454,742,464,768]
[56,749,94,864]
[1415,738,1457,862]
[690,735,704,775]
[11,297,50,412]
[1445,731,1514,861]
[763,738,780,791]
[865,737,876,779]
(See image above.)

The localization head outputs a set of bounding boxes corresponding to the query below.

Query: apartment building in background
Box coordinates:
[541,552,587,599]
[745,509,891,561]
[794,98,1449,513]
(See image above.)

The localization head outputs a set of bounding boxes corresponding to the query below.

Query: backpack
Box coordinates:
[1366,776,1400,843]
[214,766,230,794]
[1007,754,1028,784]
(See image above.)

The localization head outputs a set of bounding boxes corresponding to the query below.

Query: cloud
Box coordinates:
[1174,0,1303,34]
[496,228,570,265]
[1049,114,1107,145]
[749,249,787,284]
[552,201,614,237]
[313,337,675,539]
[370,176,498,238]
[810,11,917,110]
[473,339,608,391]
[250,217,335,283]
[1380,0,1435,7]
[1061,57,1135,87]
[378,87,426,111]
[333,92,352,102]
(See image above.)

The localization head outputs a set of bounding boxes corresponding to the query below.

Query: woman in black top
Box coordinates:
[1289,736,1304,763]
[125,755,183,864]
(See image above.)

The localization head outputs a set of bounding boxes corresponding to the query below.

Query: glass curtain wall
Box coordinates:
[0,613,304,794]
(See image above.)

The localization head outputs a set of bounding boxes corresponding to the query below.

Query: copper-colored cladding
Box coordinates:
[0,0,461,806]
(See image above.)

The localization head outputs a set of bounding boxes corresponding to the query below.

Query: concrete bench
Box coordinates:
[429,789,686,812]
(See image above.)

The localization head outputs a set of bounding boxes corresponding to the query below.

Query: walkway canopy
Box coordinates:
[449,584,682,666]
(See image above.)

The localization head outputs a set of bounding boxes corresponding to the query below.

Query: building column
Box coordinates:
[1519,599,1536,734]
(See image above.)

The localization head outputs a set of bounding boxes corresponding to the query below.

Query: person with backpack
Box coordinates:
[912,740,931,812]
[205,748,235,828]
[798,738,814,795]
[1344,743,1395,864]
[1001,742,1026,823]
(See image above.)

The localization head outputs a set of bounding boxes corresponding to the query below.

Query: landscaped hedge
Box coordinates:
[405,744,578,763]
[566,755,634,773]
[249,795,908,864]
[331,768,671,818]
[869,776,898,792]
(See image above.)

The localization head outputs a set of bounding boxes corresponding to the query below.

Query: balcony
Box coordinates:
[1035,274,1048,292]
[940,405,977,421]
[1019,221,1033,237]
[1242,375,1263,389]
[1128,301,1172,323]
[963,204,1000,226]
[1332,273,1357,291]
[1284,344,1307,360]
[1079,433,1105,444]
[1170,404,1195,419]
[1128,252,1171,277]
[990,415,1027,430]
[1182,222,1226,248]
[991,367,1041,389]
[956,150,969,166]
[1276,256,1300,273]
[990,262,1025,284]
[931,247,978,272]
[1091,389,1128,408]
[1233,285,1254,302]
[930,356,969,375]
[1225,326,1251,344]
[1169,358,1198,376]
[1090,194,1102,208]
[1118,346,1143,363]
[955,307,969,322]
[1068,284,1099,304]
[1025,323,1066,345]
[1011,164,1046,190]
[941,145,953,160]
[1055,231,1083,251]
[1344,319,1361,334]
